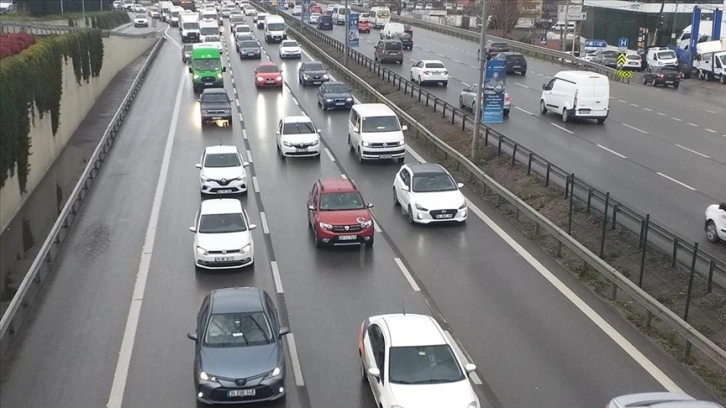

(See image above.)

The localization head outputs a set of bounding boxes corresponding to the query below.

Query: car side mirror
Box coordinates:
[401,125,408,131]
[275,130,280,135]
[249,224,258,230]
[317,129,322,133]
[188,226,196,232]
[187,331,198,341]
[308,205,315,211]
[464,363,477,373]
[222,66,227,72]
[367,203,374,208]
[279,326,290,336]
[367,367,380,379]
[401,185,409,192]
[457,182,464,188]
[188,67,193,73]
[541,84,547,90]
[195,163,202,169]
[243,161,250,167]
[352,126,359,133]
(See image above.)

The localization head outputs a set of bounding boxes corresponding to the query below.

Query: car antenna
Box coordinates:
[401,300,406,315]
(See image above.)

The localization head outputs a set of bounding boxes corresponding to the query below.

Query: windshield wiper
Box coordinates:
[247,316,271,343]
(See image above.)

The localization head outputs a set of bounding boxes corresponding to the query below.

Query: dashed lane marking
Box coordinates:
[687,122,698,127]
[286,333,305,386]
[394,257,421,292]
[657,112,667,116]
[515,106,533,116]
[672,117,682,121]
[675,144,710,159]
[252,176,260,193]
[597,144,627,159]
[260,212,270,234]
[324,147,335,162]
[705,128,716,133]
[643,108,652,112]
[623,123,648,135]
[242,129,247,138]
[618,99,627,104]
[443,330,483,385]
[235,99,240,108]
[246,149,253,163]
[629,103,639,107]
[514,82,529,89]
[270,261,284,293]
[550,122,574,134]
[656,172,697,191]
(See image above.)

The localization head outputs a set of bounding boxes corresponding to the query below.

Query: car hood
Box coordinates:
[302,69,327,77]
[389,380,478,408]
[202,166,245,180]
[321,91,352,99]
[200,342,279,379]
[360,130,403,143]
[318,209,371,225]
[201,102,231,110]
[280,132,319,144]
[197,231,251,251]
[411,190,465,210]
[280,46,301,52]
[257,71,281,78]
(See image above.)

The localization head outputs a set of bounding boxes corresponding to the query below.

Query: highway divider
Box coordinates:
[257,2,726,373]
[0,20,158,39]
[0,36,164,358]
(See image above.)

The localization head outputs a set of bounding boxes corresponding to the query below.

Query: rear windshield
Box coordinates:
[268,23,285,31]
[425,62,445,68]
[321,15,332,21]
[281,40,298,47]
[202,93,229,103]
[506,54,523,60]
[239,40,258,48]
[384,42,402,50]
[324,83,352,93]
[627,55,640,60]
[183,22,198,29]
[236,26,251,32]
[657,51,676,59]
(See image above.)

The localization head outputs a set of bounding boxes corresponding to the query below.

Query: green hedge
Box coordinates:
[0,30,104,192]
[1,11,131,30]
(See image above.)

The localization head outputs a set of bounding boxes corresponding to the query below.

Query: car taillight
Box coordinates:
[657,73,664,78]
[505,95,512,103]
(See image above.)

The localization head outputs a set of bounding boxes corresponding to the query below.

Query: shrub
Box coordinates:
[0,32,37,59]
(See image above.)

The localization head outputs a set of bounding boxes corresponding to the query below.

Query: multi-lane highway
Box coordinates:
[280,9,726,259]
[0,11,721,408]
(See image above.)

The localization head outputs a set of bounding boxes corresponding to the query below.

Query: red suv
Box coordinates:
[307,179,375,247]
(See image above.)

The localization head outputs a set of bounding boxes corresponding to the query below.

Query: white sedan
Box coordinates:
[196,145,249,195]
[276,116,321,159]
[133,14,149,27]
[358,314,480,408]
[189,199,256,270]
[705,203,726,243]
[279,39,301,59]
[410,59,449,87]
[202,35,223,51]
[393,163,467,224]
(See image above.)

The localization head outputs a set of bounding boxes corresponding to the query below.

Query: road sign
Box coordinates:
[616,53,626,67]
[618,36,629,48]
[539,35,547,45]
[616,70,633,80]
[566,12,586,21]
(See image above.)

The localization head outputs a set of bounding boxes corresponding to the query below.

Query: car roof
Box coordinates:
[324,81,347,86]
[499,51,523,56]
[352,103,395,116]
[407,163,447,175]
[375,314,447,347]
[201,88,228,95]
[200,198,243,215]
[204,144,238,154]
[282,115,313,124]
[420,59,444,65]
[257,62,280,68]
[210,287,265,314]
[318,178,358,193]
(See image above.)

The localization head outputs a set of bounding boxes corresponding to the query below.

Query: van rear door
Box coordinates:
[576,76,609,114]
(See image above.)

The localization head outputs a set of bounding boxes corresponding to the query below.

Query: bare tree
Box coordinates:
[488,0,528,35]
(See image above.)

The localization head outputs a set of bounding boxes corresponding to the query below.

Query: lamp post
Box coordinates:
[561,0,570,52]
[82,0,86,22]
[344,0,349,66]
[471,0,488,161]
[60,0,64,14]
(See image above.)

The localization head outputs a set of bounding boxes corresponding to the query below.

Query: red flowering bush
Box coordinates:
[0,32,36,59]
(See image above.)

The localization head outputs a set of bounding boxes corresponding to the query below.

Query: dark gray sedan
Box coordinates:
[298,61,330,86]
[238,39,261,59]
[187,287,290,405]
[317,81,354,110]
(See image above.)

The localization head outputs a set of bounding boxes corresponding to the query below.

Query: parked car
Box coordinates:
[705,203,726,243]
[643,65,680,88]
[491,51,527,75]
[317,81,354,111]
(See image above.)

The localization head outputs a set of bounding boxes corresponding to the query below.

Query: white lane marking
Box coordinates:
[407,143,683,392]
[324,147,336,162]
[514,81,529,89]
[657,112,667,116]
[341,174,348,179]
[675,144,710,159]
[106,71,186,408]
[687,122,698,127]
[515,106,533,116]
[550,122,574,135]
[394,257,420,292]
[246,149,253,163]
[643,107,652,112]
[242,129,248,139]
[164,32,181,48]
[231,78,235,86]
[672,117,682,121]
[461,82,470,87]
[623,123,648,135]
[451,58,462,63]
[293,97,299,106]
[252,176,260,193]
[286,333,305,386]
[405,145,426,163]
[629,103,639,107]
[270,261,284,293]
[597,144,627,159]
[443,330,483,385]
[373,218,382,233]
[705,128,716,133]
[260,212,270,234]
[235,99,240,108]
[656,172,697,191]
[618,99,627,103]
[706,109,717,114]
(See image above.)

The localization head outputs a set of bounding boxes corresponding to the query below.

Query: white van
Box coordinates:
[550,21,575,32]
[369,6,391,29]
[332,5,350,25]
[380,22,405,39]
[170,6,183,27]
[348,104,408,163]
[199,19,220,42]
[676,20,726,50]
[539,71,610,124]
[264,15,287,43]
[179,13,200,43]
[646,47,678,68]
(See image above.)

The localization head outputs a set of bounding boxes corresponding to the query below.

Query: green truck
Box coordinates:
[188,45,226,93]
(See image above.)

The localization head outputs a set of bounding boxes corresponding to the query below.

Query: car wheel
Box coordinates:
[348,135,354,152]
[673,83,679,89]
[706,221,720,243]
[521,71,526,76]
[357,147,364,164]
[442,81,448,87]
[313,229,322,248]
[393,188,400,206]
[365,237,374,247]
[471,101,476,112]
[503,109,510,117]
[539,99,547,114]
[410,73,415,82]
[643,76,648,85]
[397,157,404,163]
[407,205,415,224]
[597,117,606,124]
[459,96,464,108]
[562,108,569,123]
[651,78,657,86]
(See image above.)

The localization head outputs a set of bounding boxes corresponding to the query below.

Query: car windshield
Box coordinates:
[283,121,316,134]
[236,26,251,32]
[319,192,365,211]
[202,93,229,104]
[258,65,280,73]
[231,16,244,22]
[324,83,351,93]
[183,22,198,29]
[204,153,240,167]
[240,40,258,48]
[627,55,640,60]
[204,35,220,42]
[361,115,400,132]
[200,26,217,35]
[384,42,402,50]
[412,172,457,192]
[389,345,464,384]
[304,62,325,71]
[282,40,298,47]
[194,58,220,70]
[658,51,676,59]
[199,213,248,233]
[135,14,146,18]
[268,23,285,30]
[204,312,272,347]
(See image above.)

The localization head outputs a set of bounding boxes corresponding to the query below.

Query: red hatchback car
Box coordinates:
[307,179,375,247]
[358,18,371,33]
[255,62,283,89]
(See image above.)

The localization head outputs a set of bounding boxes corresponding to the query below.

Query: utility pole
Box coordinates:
[561,0,570,52]
[60,0,64,14]
[471,0,487,161]
[344,0,349,66]
[652,0,666,46]
[669,0,680,45]
[82,0,86,22]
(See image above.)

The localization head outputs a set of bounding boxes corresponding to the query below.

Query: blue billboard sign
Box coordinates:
[690,7,701,58]
[482,59,506,124]
[713,9,722,41]
[348,13,359,47]
[302,0,310,21]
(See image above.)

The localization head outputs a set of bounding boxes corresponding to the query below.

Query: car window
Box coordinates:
[361,115,400,132]
[425,62,445,69]
[305,62,325,71]
[199,213,248,233]
[283,121,316,134]
[388,345,464,384]
[319,192,365,211]
[236,26,251,32]
[602,51,617,57]
[204,153,239,167]
[282,40,298,47]
[194,58,220,71]
[657,51,676,59]
[201,93,229,104]
[257,64,280,73]
[384,42,402,50]
[204,312,272,347]
[240,40,258,48]
[325,83,351,93]
[412,173,457,192]
[264,294,279,332]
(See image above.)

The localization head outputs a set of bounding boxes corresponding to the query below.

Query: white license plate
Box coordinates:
[217,189,233,193]
[335,102,345,106]
[296,148,308,151]
[339,235,357,241]
[228,389,256,397]
[379,155,392,159]
[248,52,256,56]
[665,81,673,84]
[210,116,222,120]
[214,256,234,261]
[512,65,520,69]
[435,214,454,219]
[204,82,213,86]
[313,81,321,84]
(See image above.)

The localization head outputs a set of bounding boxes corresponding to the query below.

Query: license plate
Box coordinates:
[228,389,256,397]
[435,214,454,219]
[267,80,275,83]
[248,52,256,56]
[217,189,232,193]
[335,102,345,106]
[512,66,520,69]
[296,148,308,151]
[211,116,222,120]
[379,155,391,159]
[313,81,321,84]
[204,82,213,86]
[339,235,357,241]
[214,256,233,261]
[666,81,673,84]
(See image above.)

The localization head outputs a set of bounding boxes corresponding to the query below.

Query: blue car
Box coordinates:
[317,14,333,30]
[317,81,354,111]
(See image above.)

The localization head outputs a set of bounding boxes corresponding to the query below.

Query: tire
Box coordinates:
[651,78,657,87]
[521,71,526,76]
[706,221,720,243]
[313,229,322,248]
[357,147,364,164]
[397,157,404,163]
[471,101,476,112]
[393,188,400,206]
[539,99,547,114]
[361,361,368,383]
[459,97,464,108]
[410,73,415,82]
[673,83,679,89]
[348,135,354,152]
[562,108,569,123]
[365,237,374,247]
[597,118,606,124]
[721,75,726,84]
[643,76,648,85]
[442,81,448,87]
[407,205,415,224]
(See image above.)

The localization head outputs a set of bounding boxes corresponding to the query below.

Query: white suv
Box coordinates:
[196,145,249,195]
[189,199,256,270]
[705,203,726,243]
[276,116,322,159]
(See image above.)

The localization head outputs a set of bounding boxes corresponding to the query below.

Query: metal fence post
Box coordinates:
[599,192,609,258]
[683,242,698,322]
[567,174,574,235]
[638,214,650,288]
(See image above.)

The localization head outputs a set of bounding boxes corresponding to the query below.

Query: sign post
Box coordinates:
[482,59,506,125]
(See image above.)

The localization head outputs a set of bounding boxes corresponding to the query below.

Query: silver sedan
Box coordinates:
[459,83,511,117]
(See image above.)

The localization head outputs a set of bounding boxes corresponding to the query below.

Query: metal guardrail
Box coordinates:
[0,36,164,358]
[0,20,157,38]
[259,3,726,371]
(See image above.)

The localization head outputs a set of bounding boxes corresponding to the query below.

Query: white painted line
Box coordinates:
[341,174,348,180]
[643,107,652,112]
[514,81,529,89]
[618,99,627,103]
[672,117,682,121]
[405,145,426,163]
[656,172,696,191]
[373,218,381,233]
[657,112,667,116]
[246,149,253,163]
[706,109,717,114]
[461,82,470,87]
[550,122,574,135]
[252,176,260,193]
[623,123,648,135]
[597,144,627,159]
[629,103,639,107]
[675,144,709,159]
[260,212,270,234]
[443,330,483,385]
[286,333,305,386]
[293,98,299,106]
[515,106,533,116]
[231,78,235,86]
[270,261,284,293]
[324,147,335,162]
[235,99,240,108]
[106,71,186,408]
[242,129,248,139]
[393,257,420,292]
[233,87,238,95]
[687,122,698,127]
[705,128,716,133]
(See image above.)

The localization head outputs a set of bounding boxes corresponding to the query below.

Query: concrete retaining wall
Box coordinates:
[0,35,156,232]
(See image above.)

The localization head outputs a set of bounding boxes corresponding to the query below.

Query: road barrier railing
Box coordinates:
[0,36,164,358]
[259,3,726,371]
[0,20,158,38]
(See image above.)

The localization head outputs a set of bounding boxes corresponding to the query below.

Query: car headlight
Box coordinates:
[241,243,251,253]
[360,219,372,228]
[201,175,210,182]
[362,141,370,147]
[196,246,208,255]
[319,222,333,230]
[303,74,310,79]
[346,97,353,101]
[283,141,292,147]
[224,109,231,114]
[323,74,329,79]
[275,75,282,81]
[216,73,223,79]
[459,202,467,210]
[311,139,319,146]
[266,366,282,379]
[325,98,333,102]
[193,73,200,79]
[398,140,405,146]
[257,76,264,81]
[199,371,217,382]
[415,203,428,211]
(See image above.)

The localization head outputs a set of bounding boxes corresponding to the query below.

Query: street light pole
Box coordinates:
[344,0,349,66]
[82,0,86,22]
[471,0,487,161]
[561,0,570,52]
[60,0,64,14]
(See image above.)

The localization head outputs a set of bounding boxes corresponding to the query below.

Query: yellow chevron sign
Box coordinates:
[617,53,627,67]
[616,70,633,79]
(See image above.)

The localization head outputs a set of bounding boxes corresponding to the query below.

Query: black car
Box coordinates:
[643,66,680,88]
[491,51,527,75]
[199,88,233,126]
[182,44,194,64]
[317,14,333,30]
[398,32,413,50]
[298,61,329,86]
[187,287,290,405]
[238,40,261,59]
[317,81,354,110]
